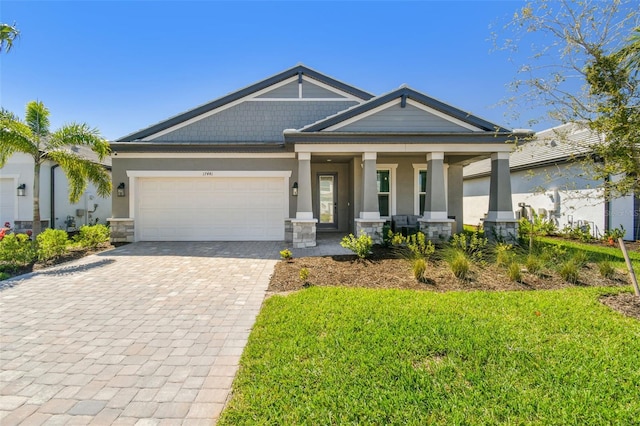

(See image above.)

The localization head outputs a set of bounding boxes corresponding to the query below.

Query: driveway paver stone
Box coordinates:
[0,242,281,425]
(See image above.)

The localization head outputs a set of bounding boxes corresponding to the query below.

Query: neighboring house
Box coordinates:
[109,65,530,247]
[463,123,639,241]
[0,146,112,233]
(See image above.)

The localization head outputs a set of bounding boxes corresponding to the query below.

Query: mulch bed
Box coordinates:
[269,246,640,320]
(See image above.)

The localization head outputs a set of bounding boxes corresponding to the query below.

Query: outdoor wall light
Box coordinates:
[292,182,298,196]
[117,182,126,197]
[17,183,26,197]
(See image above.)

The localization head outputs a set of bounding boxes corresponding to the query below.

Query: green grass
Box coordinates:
[538,236,640,269]
[220,287,640,425]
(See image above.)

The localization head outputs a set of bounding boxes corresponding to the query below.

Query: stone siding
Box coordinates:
[285,219,317,248]
[109,218,135,243]
[483,220,519,243]
[418,220,454,242]
[355,219,385,244]
[13,220,50,233]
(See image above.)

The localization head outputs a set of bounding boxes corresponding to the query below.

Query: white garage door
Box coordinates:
[136,177,286,241]
[0,178,15,227]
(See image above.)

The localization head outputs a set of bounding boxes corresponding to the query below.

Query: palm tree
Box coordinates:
[0,101,111,235]
[0,23,19,53]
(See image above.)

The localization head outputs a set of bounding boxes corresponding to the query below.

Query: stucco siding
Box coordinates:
[152,101,358,142]
[339,103,474,132]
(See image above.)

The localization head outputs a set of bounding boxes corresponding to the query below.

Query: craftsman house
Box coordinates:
[109,65,529,247]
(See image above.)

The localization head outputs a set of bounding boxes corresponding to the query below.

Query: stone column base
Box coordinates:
[484,220,519,243]
[418,219,455,242]
[354,219,386,244]
[285,219,317,248]
[13,220,50,233]
[108,218,135,243]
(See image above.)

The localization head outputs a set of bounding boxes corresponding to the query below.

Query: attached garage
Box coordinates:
[131,172,290,241]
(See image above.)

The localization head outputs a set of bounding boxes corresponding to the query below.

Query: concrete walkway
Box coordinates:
[0,242,283,425]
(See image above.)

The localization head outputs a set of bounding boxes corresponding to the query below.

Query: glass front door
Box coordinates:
[318,173,337,228]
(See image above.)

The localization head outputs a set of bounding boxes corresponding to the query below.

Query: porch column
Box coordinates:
[286,152,317,248]
[447,164,464,234]
[484,152,518,242]
[360,152,379,219]
[419,152,454,241]
[356,152,385,243]
[296,152,313,219]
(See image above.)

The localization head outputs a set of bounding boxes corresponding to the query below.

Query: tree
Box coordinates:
[0,23,19,53]
[494,0,639,199]
[0,101,111,235]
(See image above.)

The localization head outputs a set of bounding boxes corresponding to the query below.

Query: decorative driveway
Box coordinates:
[0,242,282,425]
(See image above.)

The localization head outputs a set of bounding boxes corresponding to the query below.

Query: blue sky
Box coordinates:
[2,1,547,140]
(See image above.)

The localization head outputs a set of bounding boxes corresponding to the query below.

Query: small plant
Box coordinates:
[507,261,522,282]
[571,252,588,268]
[602,226,625,246]
[449,251,470,280]
[525,255,542,275]
[0,233,36,271]
[73,224,110,249]
[559,260,579,284]
[495,243,514,268]
[406,232,435,260]
[412,258,428,282]
[299,267,310,283]
[450,232,487,264]
[36,229,69,262]
[280,249,293,261]
[340,233,373,259]
[0,271,9,281]
[598,261,616,279]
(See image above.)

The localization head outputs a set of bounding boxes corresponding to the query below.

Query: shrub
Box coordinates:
[340,233,373,259]
[74,224,110,249]
[602,226,625,246]
[571,252,588,268]
[559,260,579,284]
[495,243,514,268]
[449,251,470,280]
[412,258,428,282]
[525,255,542,275]
[299,268,310,283]
[0,233,36,270]
[280,249,293,261]
[507,262,522,282]
[450,232,487,264]
[0,271,9,281]
[598,261,616,279]
[36,229,69,262]
[406,232,435,260]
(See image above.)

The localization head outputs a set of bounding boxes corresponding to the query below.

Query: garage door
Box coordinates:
[0,178,15,226]
[136,177,286,241]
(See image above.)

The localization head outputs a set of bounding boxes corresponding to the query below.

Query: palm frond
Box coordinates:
[49,123,110,161]
[46,150,112,203]
[0,117,38,167]
[25,101,50,137]
[0,23,19,53]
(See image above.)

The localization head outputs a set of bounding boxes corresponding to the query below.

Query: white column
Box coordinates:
[360,152,380,219]
[296,152,313,219]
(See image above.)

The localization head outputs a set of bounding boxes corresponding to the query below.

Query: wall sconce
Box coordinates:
[17,183,26,197]
[292,182,298,196]
[117,182,125,197]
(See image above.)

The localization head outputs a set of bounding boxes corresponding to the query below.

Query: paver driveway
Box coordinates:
[0,242,281,425]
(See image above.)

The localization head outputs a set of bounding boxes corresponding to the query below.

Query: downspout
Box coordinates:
[50,164,59,229]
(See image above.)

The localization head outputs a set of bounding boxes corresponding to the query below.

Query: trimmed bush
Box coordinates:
[0,234,36,270]
[280,249,293,261]
[37,229,69,262]
[74,224,110,249]
[340,233,373,259]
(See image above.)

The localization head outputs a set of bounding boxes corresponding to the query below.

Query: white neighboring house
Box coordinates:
[463,123,639,241]
[0,146,112,233]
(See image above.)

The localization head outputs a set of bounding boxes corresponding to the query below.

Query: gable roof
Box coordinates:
[299,86,510,133]
[116,65,374,142]
[463,123,600,178]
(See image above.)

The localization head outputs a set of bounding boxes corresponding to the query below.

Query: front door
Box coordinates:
[317,173,338,229]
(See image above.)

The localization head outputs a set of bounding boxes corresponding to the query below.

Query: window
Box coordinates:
[418,170,427,215]
[377,170,390,217]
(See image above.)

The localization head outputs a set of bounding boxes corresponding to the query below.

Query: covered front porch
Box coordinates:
[285,143,521,248]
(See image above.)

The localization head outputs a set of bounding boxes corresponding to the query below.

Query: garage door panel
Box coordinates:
[137,177,286,241]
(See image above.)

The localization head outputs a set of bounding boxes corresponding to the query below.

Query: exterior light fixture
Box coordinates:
[292,182,298,196]
[117,182,125,197]
[17,183,26,197]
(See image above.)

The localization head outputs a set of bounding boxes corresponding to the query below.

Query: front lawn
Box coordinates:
[220,287,640,425]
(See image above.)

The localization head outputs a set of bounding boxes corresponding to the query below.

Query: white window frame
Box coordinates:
[413,164,427,216]
[376,164,397,219]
